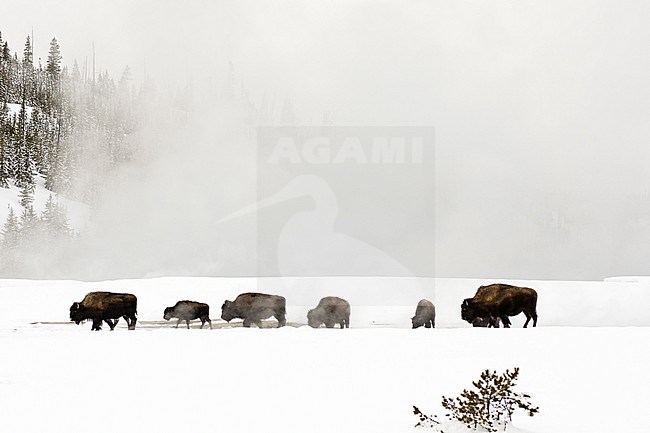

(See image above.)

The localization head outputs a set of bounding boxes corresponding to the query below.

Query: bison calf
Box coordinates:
[411,299,435,329]
[221,293,287,328]
[164,300,212,329]
[70,291,137,331]
[461,284,538,328]
[307,296,350,329]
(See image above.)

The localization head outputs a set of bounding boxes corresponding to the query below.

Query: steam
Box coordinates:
[2,1,650,280]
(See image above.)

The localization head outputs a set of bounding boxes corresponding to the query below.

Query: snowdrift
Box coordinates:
[1,276,648,433]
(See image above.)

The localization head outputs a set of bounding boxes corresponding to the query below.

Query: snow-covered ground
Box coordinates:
[0,276,649,433]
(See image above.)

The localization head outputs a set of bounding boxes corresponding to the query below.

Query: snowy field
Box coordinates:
[1,276,649,433]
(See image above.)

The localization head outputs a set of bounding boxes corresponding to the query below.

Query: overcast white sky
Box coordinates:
[3,1,650,279]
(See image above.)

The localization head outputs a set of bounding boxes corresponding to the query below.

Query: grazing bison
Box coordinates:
[221,293,287,328]
[411,299,435,329]
[164,301,212,329]
[461,284,538,328]
[70,291,137,331]
[307,296,350,329]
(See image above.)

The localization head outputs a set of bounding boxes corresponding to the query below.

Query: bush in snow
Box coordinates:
[413,406,444,431]
[441,367,538,432]
[414,367,538,432]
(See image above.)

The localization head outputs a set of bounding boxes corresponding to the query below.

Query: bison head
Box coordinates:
[163,307,174,321]
[69,302,85,324]
[307,309,323,328]
[411,315,426,329]
[460,298,476,323]
[220,300,235,322]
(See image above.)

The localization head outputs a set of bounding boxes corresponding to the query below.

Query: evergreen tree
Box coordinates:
[0,101,10,187]
[1,205,20,248]
[13,101,34,188]
[19,181,34,207]
[0,31,5,100]
[22,35,34,104]
[46,38,62,79]
[41,193,71,239]
[19,204,40,242]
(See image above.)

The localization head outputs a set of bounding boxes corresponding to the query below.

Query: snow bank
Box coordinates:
[0,276,649,433]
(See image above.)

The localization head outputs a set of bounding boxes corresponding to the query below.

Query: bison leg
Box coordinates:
[127,315,137,330]
[523,311,538,328]
[200,317,212,329]
[430,319,435,328]
[186,320,191,329]
[122,315,131,328]
[104,319,117,330]
[242,318,253,328]
[424,321,431,328]
[500,316,511,328]
[175,319,181,328]
[91,318,102,331]
[275,314,287,328]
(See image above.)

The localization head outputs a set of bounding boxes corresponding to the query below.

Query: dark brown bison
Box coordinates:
[221,293,286,328]
[411,299,435,329]
[70,291,137,331]
[461,284,538,328]
[164,300,212,329]
[307,296,350,329]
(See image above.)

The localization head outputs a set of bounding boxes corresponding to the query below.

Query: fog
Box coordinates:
[3,1,650,280]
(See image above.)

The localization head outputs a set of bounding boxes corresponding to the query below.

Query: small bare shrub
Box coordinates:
[441,367,538,432]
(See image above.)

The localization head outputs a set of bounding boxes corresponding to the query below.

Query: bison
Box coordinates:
[70,291,137,331]
[164,300,212,329]
[307,296,350,329]
[411,299,435,329]
[461,284,538,328]
[221,293,287,328]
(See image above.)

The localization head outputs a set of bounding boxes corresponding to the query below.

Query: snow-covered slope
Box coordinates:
[0,177,90,233]
[0,276,649,433]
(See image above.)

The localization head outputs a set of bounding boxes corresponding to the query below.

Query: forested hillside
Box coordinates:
[0,31,141,204]
[0,30,146,277]
[0,29,279,279]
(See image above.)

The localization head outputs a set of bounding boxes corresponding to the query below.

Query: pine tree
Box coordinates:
[441,368,539,432]
[22,35,34,104]
[19,181,34,207]
[0,31,5,100]
[41,193,71,239]
[1,205,20,248]
[0,101,11,187]
[19,204,40,242]
[13,101,34,188]
[46,38,62,79]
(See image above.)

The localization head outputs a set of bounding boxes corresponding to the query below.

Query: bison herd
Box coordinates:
[69,283,538,331]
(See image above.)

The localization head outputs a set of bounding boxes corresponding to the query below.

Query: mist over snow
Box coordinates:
[1,1,650,280]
